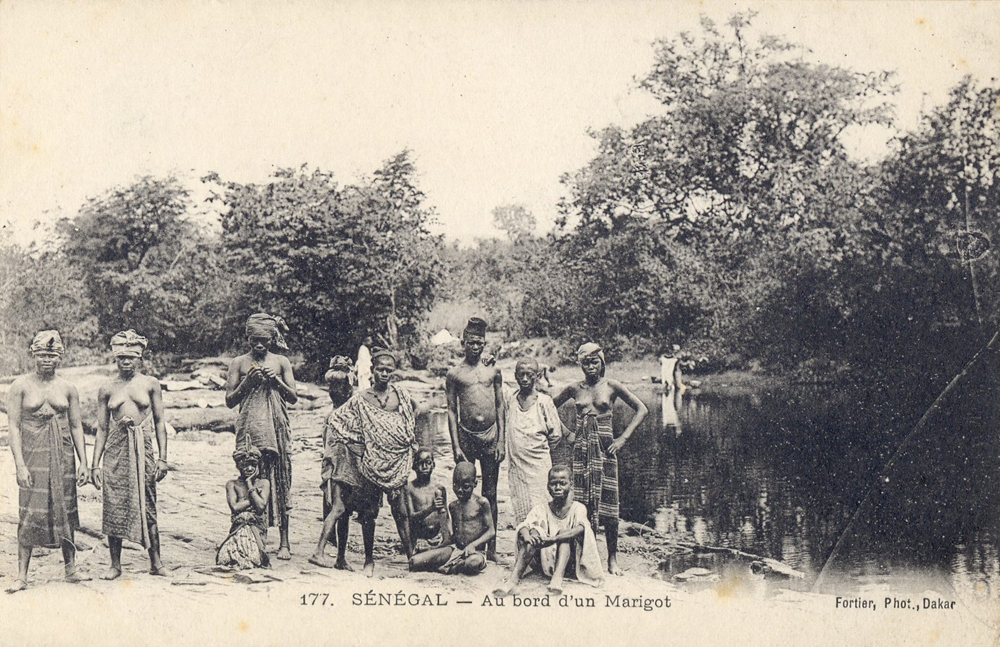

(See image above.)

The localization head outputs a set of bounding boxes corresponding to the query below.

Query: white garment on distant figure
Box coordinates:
[356,345,372,390]
[660,356,679,390]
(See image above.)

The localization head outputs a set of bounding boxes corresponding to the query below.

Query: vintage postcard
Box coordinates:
[1,1,998,645]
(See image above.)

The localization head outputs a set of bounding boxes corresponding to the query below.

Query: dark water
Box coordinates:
[416,383,999,610]
[612,385,999,604]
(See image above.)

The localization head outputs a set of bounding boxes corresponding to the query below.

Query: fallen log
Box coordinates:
[620,520,805,580]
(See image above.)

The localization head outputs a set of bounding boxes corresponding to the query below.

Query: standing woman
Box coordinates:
[553,343,647,576]
[503,358,565,524]
[91,330,169,579]
[6,331,90,593]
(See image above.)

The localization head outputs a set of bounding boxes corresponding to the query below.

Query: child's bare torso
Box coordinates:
[408,481,445,539]
[449,496,490,549]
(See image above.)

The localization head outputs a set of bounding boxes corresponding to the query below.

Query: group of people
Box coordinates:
[6,314,650,596]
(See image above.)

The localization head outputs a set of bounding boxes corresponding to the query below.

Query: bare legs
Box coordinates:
[605,519,622,576]
[7,535,87,594]
[276,516,291,560]
[102,522,163,579]
[478,456,500,561]
[361,518,375,578]
[494,536,571,597]
[310,492,347,569]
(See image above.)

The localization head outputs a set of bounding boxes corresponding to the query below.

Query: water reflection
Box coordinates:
[613,386,999,604]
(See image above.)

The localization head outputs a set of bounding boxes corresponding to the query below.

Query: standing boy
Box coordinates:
[445,317,504,561]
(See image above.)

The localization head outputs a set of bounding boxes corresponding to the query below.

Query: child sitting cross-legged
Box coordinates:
[493,465,604,596]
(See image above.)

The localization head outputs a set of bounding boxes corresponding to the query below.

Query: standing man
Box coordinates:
[659,344,687,393]
[446,317,504,561]
[226,313,297,560]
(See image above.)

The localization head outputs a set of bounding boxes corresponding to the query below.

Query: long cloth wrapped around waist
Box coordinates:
[18,404,79,548]
[236,384,292,526]
[102,414,156,548]
[572,412,619,531]
[323,385,416,490]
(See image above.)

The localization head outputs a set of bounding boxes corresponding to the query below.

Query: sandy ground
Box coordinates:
[1,369,997,646]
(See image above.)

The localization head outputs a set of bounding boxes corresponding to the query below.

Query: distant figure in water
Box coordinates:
[553,343,648,576]
[659,345,687,393]
[217,446,270,570]
[356,337,373,390]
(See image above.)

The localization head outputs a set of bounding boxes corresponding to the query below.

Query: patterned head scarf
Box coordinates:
[576,342,606,376]
[245,313,288,351]
[110,329,148,358]
[29,330,65,356]
[233,445,262,466]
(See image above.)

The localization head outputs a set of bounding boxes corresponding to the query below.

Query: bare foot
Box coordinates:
[308,555,336,569]
[486,549,498,563]
[149,564,169,577]
[101,567,122,581]
[65,567,92,583]
[547,578,564,595]
[363,561,375,578]
[277,546,291,561]
[6,578,27,594]
[607,556,623,576]
[492,581,515,598]
[334,559,354,572]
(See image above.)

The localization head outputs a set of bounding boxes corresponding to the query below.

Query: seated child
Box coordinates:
[409,461,494,575]
[493,465,604,596]
[406,448,453,571]
[217,446,271,569]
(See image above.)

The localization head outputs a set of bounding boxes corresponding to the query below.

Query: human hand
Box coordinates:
[528,529,543,547]
[260,365,278,382]
[154,459,169,482]
[462,545,477,558]
[433,491,446,511]
[607,437,626,456]
[15,464,32,489]
[453,450,467,465]
[91,467,103,490]
[494,442,505,462]
[76,464,89,487]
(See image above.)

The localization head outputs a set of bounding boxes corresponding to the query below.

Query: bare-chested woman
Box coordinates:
[553,342,648,576]
[6,331,90,593]
[91,329,168,579]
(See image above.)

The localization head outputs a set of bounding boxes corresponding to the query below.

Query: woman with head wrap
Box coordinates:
[91,329,169,580]
[225,313,298,560]
[502,358,568,524]
[216,446,271,570]
[5,331,90,593]
[310,348,417,577]
[553,343,648,576]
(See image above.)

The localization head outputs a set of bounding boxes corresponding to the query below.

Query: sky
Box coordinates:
[1,0,997,245]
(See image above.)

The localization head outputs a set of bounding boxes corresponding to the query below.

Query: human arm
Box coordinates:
[437,488,452,545]
[225,358,261,409]
[541,522,585,547]
[150,378,168,481]
[462,499,496,556]
[248,478,269,513]
[90,385,110,489]
[445,372,466,464]
[66,384,89,486]
[493,369,506,462]
[225,480,251,513]
[551,385,576,445]
[261,357,298,404]
[607,380,648,455]
[7,381,31,488]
